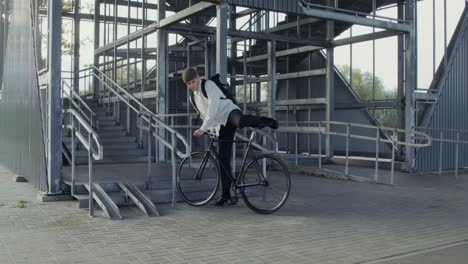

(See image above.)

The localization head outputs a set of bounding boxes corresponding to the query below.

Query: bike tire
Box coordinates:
[239,153,290,214]
[176,152,220,207]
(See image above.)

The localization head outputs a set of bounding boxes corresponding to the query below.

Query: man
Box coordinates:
[182,67,278,206]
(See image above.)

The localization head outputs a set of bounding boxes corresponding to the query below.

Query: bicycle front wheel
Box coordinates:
[240,154,290,214]
[176,152,220,206]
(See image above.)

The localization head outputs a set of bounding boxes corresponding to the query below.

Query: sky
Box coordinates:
[61,0,467,92]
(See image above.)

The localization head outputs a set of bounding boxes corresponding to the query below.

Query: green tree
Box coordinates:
[338,64,397,127]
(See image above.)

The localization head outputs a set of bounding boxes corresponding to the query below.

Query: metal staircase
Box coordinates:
[60,66,190,220]
[63,99,148,165]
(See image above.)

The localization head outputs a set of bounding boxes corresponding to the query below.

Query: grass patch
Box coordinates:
[16,200,28,208]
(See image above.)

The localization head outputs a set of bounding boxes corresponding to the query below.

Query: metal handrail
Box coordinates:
[279,120,432,147]
[90,66,184,138]
[276,120,432,184]
[415,126,468,178]
[62,81,97,127]
[92,70,190,157]
[63,108,103,218]
[87,66,189,206]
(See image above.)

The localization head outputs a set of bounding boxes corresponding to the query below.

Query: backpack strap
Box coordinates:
[201,79,208,98]
[189,92,200,116]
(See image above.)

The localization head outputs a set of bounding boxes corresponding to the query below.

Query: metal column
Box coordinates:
[404,0,417,169]
[397,0,405,160]
[216,1,228,82]
[93,0,100,99]
[0,0,4,86]
[47,0,63,193]
[229,6,236,98]
[157,0,167,161]
[73,0,80,93]
[325,0,336,158]
[267,40,276,119]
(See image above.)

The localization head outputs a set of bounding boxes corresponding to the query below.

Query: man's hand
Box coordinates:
[193,129,205,137]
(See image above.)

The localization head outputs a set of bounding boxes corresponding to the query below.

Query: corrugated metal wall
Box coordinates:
[415,7,468,171]
[0,0,47,191]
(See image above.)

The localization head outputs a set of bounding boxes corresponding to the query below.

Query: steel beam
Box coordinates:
[397,1,404,160]
[0,0,4,86]
[39,10,156,25]
[234,8,256,18]
[47,0,62,193]
[241,101,397,111]
[325,0,335,158]
[229,29,328,47]
[333,30,400,47]
[404,0,417,169]
[93,0,100,99]
[159,2,215,28]
[101,0,158,9]
[267,40,276,119]
[300,3,412,33]
[73,0,80,93]
[234,69,326,85]
[157,0,167,161]
[267,17,319,33]
[236,45,321,63]
[216,2,228,81]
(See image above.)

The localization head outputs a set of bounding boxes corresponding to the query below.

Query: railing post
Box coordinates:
[295,128,298,166]
[147,117,152,189]
[233,140,237,176]
[154,132,159,163]
[171,132,177,208]
[107,78,111,116]
[375,128,380,182]
[189,117,193,154]
[455,132,459,180]
[345,123,350,176]
[126,105,131,135]
[318,123,322,169]
[71,116,75,196]
[88,133,94,217]
[391,129,397,185]
[439,131,443,177]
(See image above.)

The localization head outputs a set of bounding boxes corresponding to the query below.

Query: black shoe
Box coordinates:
[214,196,238,206]
[260,117,279,129]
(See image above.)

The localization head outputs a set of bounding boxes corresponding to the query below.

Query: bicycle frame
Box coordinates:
[194,132,260,186]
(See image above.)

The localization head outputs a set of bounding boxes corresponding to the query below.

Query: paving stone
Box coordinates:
[1,165,468,263]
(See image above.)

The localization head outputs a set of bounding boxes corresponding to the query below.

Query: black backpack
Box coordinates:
[189,74,237,115]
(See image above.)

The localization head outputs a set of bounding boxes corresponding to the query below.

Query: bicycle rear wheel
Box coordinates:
[177,152,220,206]
[240,154,290,214]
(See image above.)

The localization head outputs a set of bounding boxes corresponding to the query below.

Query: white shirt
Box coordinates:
[194,79,240,133]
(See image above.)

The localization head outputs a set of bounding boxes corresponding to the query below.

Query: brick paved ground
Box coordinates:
[0,164,467,264]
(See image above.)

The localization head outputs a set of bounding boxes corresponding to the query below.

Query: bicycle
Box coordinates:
[176,131,290,214]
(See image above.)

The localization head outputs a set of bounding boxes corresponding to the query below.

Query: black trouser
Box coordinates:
[218,109,269,199]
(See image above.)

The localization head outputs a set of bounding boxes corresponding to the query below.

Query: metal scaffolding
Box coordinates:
[1,0,466,193]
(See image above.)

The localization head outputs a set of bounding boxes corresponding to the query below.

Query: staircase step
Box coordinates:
[101,142,139,150]
[99,130,128,137]
[76,155,149,164]
[98,126,126,132]
[95,115,116,121]
[100,136,137,144]
[73,190,182,206]
[97,120,118,126]
[76,149,147,157]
